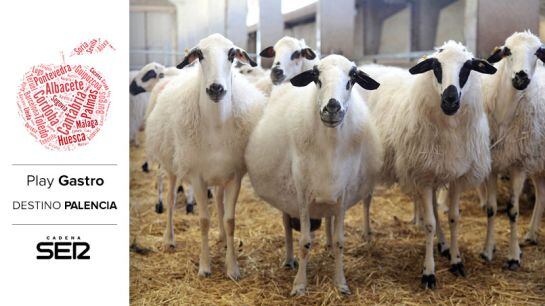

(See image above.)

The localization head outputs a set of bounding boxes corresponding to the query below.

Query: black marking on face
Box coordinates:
[141,70,157,82]
[459,60,472,88]
[129,80,146,95]
[291,50,301,60]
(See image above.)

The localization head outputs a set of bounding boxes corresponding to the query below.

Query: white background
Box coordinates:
[0,1,129,305]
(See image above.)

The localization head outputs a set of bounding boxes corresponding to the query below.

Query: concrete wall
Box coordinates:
[379,8,410,54]
[436,0,465,45]
[284,23,317,50]
[130,10,177,69]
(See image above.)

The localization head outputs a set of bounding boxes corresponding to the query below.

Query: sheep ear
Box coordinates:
[177,48,203,69]
[535,47,545,63]
[259,46,275,58]
[290,69,317,87]
[301,48,316,60]
[351,68,380,90]
[129,79,146,95]
[409,57,437,75]
[487,46,508,64]
[470,58,497,74]
[235,48,257,67]
[141,69,158,82]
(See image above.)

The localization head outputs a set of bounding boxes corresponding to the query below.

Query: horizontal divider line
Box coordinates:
[11,164,118,166]
[12,224,118,226]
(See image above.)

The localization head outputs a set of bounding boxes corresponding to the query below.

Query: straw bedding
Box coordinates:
[130,133,544,305]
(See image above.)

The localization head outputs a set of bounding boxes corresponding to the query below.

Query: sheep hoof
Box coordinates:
[480,252,493,263]
[198,269,212,277]
[523,237,538,246]
[141,162,149,173]
[504,259,521,271]
[207,189,213,199]
[186,202,195,214]
[155,200,164,214]
[227,266,241,281]
[283,258,298,269]
[421,274,436,289]
[437,243,450,260]
[449,262,466,277]
[177,185,184,193]
[290,284,306,297]
[337,284,351,295]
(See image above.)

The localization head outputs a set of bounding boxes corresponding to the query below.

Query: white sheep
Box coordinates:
[355,64,422,239]
[237,63,267,83]
[365,41,496,288]
[256,36,318,96]
[145,33,266,279]
[245,55,382,295]
[477,31,545,267]
[129,62,166,146]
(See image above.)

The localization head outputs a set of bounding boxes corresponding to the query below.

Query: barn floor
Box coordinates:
[130,134,545,305]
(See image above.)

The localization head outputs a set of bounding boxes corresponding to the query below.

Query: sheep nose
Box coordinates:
[512,71,530,90]
[325,99,341,113]
[208,83,224,95]
[441,85,460,116]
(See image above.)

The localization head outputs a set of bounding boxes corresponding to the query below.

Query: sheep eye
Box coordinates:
[503,47,512,57]
[316,79,322,88]
[291,51,301,60]
[346,81,351,90]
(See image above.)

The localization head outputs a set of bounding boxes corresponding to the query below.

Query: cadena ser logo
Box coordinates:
[36,235,90,260]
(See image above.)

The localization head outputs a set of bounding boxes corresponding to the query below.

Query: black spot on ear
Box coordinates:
[228,48,236,62]
[349,66,380,90]
[470,58,497,75]
[409,58,442,83]
[259,46,275,58]
[535,47,545,63]
[141,70,157,82]
[129,79,146,96]
[487,46,510,64]
[290,66,319,87]
[177,48,203,69]
[301,48,316,60]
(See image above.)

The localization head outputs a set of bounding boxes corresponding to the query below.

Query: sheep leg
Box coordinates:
[325,216,333,249]
[214,186,226,247]
[477,182,487,209]
[333,197,349,294]
[193,177,212,277]
[155,171,164,214]
[447,182,464,276]
[223,176,242,280]
[362,193,373,241]
[291,200,312,296]
[481,173,498,262]
[185,185,196,214]
[412,200,422,226]
[433,188,449,259]
[524,175,545,244]
[162,173,177,249]
[505,169,525,270]
[419,187,436,289]
[282,212,297,269]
